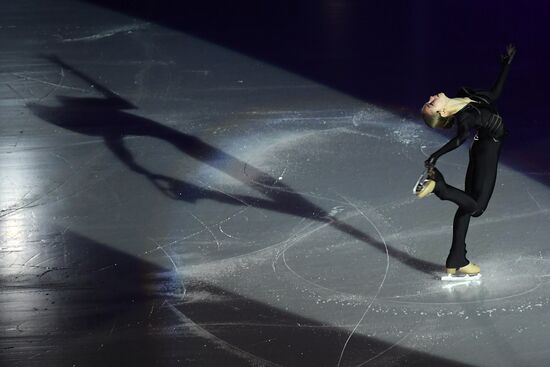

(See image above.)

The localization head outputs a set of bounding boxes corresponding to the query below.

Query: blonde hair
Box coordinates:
[422,110,453,129]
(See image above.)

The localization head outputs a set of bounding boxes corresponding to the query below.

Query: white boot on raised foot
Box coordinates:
[413,169,436,198]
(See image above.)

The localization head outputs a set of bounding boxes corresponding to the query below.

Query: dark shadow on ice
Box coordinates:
[1,229,478,367]
[0,229,182,367]
[175,281,480,367]
[28,56,441,276]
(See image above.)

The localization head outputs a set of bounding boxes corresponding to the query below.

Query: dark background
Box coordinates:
[84,0,549,183]
[83,1,545,115]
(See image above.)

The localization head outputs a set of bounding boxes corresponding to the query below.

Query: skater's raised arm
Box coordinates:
[426,122,470,166]
[484,44,516,102]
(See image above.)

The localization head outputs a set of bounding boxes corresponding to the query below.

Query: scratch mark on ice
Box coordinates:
[11,72,89,93]
[61,23,150,43]
[6,82,28,102]
[38,67,65,101]
[217,209,249,240]
[109,321,116,336]
[149,238,186,301]
[187,211,222,250]
[526,188,545,211]
[196,178,267,219]
[274,167,288,184]
[337,195,389,367]
[355,330,412,367]
[166,303,282,367]
[22,252,41,266]
[273,221,327,274]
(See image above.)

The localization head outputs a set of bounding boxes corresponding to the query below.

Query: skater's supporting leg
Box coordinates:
[446,208,472,268]
[429,168,477,268]
[466,138,502,217]
[446,138,502,268]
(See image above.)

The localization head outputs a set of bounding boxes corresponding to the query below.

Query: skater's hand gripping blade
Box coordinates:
[441,273,482,281]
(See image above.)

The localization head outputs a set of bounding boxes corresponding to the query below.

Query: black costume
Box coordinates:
[428,59,511,269]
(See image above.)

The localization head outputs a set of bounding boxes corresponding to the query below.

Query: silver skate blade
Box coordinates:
[413,170,429,195]
[441,273,482,281]
[442,280,481,290]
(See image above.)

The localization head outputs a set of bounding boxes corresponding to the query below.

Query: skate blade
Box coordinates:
[442,280,481,291]
[412,171,428,195]
[413,170,434,197]
[441,273,481,281]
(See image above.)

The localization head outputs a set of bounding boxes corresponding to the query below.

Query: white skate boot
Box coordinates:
[413,169,436,198]
[441,263,481,281]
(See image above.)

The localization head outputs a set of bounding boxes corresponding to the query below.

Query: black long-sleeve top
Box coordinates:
[430,61,511,161]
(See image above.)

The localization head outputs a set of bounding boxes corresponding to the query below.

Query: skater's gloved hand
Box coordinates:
[500,44,516,65]
[424,156,437,168]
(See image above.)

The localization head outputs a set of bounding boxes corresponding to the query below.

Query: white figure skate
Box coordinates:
[413,169,436,198]
[441,263,481,281]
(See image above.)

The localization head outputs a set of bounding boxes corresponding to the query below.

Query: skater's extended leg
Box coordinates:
[431,167,478,213]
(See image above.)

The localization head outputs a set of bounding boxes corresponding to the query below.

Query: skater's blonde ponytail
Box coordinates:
[422,110,453,129]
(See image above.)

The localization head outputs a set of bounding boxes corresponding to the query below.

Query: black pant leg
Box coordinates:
[446,209,472,268]
[470,139,502,216]
[432,168,478,213]
[432,168,477,268]
[445,138,502,268]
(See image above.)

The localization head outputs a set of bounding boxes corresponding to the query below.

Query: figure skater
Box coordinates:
[415,44,516,280]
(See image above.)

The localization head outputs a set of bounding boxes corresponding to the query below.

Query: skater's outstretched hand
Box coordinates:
[501,44,516,65]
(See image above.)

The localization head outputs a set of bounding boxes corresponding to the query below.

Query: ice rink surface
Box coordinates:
[2,1,550,366]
